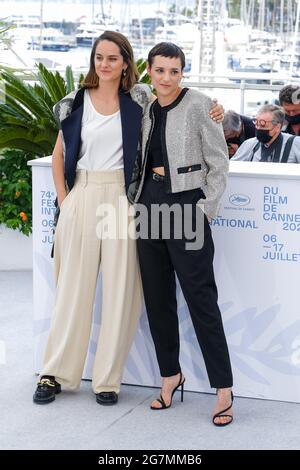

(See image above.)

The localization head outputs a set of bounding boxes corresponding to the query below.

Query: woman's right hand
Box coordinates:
[57,191,67,208]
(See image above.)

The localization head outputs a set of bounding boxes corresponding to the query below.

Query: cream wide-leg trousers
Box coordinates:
[41,169,142,393]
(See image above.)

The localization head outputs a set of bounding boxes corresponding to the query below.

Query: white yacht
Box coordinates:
[28,28,71,52]
[75,18,120,47]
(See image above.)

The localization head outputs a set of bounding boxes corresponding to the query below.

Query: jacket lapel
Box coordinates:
[119,91,143,191]
[61,88,84,190]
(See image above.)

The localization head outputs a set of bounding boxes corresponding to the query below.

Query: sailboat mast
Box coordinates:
[100,0,105,20]
[289,0,300,77]
[137,0,144,52]
[197,0,203,75]
[258,0,265,31]
[240,0,247,26]
[280,0,284,38]
[39,0,44,50]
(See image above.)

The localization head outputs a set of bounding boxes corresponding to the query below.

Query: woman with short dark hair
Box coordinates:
[135,42,234,426]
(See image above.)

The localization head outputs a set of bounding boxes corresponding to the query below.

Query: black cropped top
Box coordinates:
[148,99,164,168]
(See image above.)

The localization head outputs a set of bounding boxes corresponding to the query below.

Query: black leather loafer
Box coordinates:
[33,376,61,404]
[96,391,118,406]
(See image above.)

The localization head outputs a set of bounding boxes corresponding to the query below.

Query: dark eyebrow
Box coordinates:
[95,54,119,58]
[155,66,180,71]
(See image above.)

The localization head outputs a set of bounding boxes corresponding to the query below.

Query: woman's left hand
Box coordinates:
[209,98,224,123]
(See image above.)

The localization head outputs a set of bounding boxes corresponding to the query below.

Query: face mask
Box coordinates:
[285,113,300,125]
[256,129,273,144]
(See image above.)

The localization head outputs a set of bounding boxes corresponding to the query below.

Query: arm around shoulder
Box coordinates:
[130,83,153,110]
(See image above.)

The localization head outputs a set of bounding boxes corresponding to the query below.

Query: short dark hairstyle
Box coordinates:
[82,30,139,92]
[147,42,185,70]
[279,84,300,105]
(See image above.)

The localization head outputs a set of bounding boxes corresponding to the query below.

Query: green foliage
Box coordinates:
[0,63,71,155]
[0,149,32,235]
[227,0,241,18]
[0,63,78,234]
[0,18,16,48]
[181,8,194,18]
[136,58,151,84]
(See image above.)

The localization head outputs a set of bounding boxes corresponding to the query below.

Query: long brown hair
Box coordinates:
[82,31,139,92]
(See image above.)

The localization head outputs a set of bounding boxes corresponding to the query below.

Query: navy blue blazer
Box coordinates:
[60,87,144,193]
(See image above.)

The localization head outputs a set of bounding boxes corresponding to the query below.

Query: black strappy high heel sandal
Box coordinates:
[150,372,185,410]
[212,390,234,427]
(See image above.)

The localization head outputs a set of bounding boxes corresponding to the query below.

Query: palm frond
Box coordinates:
[0,70,49,119]
[35,63,67,103]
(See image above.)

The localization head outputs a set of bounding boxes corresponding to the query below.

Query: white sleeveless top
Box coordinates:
[77,90,123,171]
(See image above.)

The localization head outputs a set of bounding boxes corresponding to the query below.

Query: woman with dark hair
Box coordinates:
[33,32,224,406]
[134,42,234,426]
[33,31,152,406]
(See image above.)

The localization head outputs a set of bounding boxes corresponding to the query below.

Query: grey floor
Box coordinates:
[1,271,300,450]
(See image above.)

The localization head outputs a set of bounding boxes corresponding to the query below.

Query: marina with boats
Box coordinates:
[1,1,300,114]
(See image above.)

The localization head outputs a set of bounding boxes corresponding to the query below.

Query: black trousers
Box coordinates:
[136,173,233,388]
